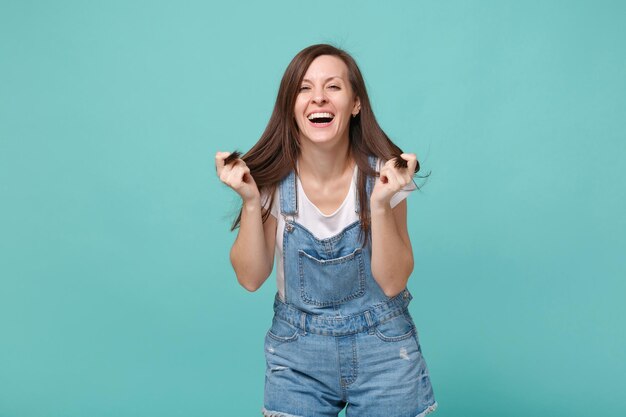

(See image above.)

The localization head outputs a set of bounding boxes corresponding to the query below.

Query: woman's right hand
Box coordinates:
[215,151,261,203]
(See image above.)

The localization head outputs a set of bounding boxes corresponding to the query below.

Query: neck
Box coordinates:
[298,139,353,183]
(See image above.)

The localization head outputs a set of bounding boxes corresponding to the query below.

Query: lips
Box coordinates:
[306,111,335,129]
[307,111,335,124]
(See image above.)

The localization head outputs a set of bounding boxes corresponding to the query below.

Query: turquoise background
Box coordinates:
[1,1,625,416]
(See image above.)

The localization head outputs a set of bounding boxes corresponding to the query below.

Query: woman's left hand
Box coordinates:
[370,153,417,211]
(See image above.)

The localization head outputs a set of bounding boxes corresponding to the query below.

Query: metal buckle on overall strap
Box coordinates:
[283,213,295,232]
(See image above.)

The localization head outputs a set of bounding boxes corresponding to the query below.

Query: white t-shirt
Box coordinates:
[261,159,416,301]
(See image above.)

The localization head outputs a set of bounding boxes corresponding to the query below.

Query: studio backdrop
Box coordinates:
[1,1,625,416]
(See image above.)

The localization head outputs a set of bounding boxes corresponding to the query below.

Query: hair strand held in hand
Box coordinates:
[223,150,242,165]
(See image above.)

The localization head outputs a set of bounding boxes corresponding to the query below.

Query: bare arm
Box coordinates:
[229,200,276,292]
[369,154,417,298]
[370,199,414,297]
[215,151,276,291]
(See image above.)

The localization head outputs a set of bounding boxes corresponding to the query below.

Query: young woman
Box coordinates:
[215,44,437,417]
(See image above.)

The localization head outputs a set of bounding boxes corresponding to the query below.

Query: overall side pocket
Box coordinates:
[266,316,300,343]
[374,311,416,342]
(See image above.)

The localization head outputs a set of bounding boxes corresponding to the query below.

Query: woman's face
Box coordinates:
[294,55,360,148]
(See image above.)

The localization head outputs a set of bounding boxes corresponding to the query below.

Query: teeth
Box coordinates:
[307,112,334,120]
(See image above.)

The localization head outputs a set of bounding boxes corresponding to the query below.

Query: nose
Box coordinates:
[312,87,327,104]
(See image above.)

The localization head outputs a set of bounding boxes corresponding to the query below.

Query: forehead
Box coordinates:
[302,55,349,81]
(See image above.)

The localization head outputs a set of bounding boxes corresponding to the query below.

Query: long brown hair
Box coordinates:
[231,43,424,242]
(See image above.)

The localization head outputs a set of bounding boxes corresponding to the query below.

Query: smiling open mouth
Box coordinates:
[307,112,335,124]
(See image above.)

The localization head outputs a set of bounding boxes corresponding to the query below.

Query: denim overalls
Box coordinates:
[262,157,438,417]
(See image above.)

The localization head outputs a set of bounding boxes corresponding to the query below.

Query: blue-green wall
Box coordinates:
[1,1,625,416]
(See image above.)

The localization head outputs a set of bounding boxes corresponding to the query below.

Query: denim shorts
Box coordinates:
[261,297,438,417]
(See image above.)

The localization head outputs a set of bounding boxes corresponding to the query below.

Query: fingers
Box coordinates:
[215,151,244,176]
[216,151,254,193]
[215,151,231,175]
[379,164,403,195]
[379,154,416,192]
[380,162,402,188]
[401,153,418,174]
[224,162,251,188]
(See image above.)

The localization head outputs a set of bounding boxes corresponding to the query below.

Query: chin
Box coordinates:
[301,128,345,143]
[305,135,342,146]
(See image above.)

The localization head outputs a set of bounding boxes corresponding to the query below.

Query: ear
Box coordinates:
[352,96,361,116]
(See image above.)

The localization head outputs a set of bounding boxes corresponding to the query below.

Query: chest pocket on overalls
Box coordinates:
[297,248,366,306]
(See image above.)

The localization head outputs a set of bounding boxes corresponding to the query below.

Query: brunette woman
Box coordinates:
[216,44,437,417]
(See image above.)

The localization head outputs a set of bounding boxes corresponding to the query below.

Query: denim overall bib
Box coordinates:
[262,157,437,417]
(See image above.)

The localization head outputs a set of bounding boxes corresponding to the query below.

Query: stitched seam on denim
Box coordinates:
[267,331,299,343]
[298,249,366,307]
[267,317,299,343]
[291,171,297,215]
[342,335,358,386]
[282,224,290,304]
[374,311,416,342]
[413,327,421,347]
[335,337,346,394]
[271,295,411,336]
[374,308,407,326]
[274,302,406,328]
[279,171,298,216]
[298,247,360,265]
[288,219,361,244]
[337,336,358,387]
[375,326,416,342]
[346,337,359,386]
[300,312,307,335]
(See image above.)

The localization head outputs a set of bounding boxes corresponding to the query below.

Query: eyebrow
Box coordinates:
[301,76,343,83]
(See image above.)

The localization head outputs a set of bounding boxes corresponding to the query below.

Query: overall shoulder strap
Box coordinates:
[279,170,298,215]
